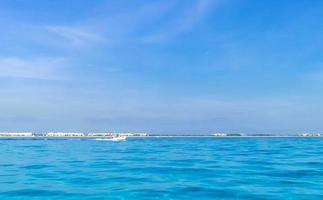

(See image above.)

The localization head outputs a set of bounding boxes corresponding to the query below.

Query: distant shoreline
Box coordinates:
[0,135,322,138]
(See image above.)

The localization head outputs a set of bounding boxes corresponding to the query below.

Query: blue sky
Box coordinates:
[1,0,323,133]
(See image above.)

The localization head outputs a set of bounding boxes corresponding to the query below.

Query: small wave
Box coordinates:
[93,138,126,141]
[0,189,84,198]
[94,138,111,141]
[21,164,52,170]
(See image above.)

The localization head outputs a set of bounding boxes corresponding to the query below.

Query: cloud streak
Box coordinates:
[46,25,105,47]
[0,57,67,80]
[141,0,219,43]
[50,0,219,45]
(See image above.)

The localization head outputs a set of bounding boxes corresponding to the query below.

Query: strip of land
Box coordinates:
[0,132,322,137]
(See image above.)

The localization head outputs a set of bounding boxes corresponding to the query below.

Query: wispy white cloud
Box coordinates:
[0,1,221,81]
[46,25,105,47]
[0,57,67,80]
[52,0,220,45]
[141,0,219,43]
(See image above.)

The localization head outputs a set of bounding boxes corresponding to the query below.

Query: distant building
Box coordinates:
[299,133,321,137]
[87,133,112,136]
[213,133,227,137]
[118,133,134,136]
[0,132,33,137]
[46,132,85,137]
[133,133,148,136]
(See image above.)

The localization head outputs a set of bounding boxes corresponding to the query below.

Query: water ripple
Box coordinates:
[0,137,323,199]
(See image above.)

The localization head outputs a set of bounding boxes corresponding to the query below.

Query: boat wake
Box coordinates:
[94,136,126,142]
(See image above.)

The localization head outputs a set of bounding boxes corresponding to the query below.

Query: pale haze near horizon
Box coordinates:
[1,0,323,134]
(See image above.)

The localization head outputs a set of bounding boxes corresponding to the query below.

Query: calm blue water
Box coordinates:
[0,137,322,200]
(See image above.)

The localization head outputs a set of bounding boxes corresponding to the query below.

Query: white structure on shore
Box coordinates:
[114,133,148,137]
[46,132,85,137]
[133,133,148,136]
[87,133,112,136]
[299,133,322,137]
[0,132,33,137]
[118,133,134,136]
[213,133,227,137]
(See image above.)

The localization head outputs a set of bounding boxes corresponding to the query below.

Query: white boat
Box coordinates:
[95,136,126,141]
[109,136,127,141]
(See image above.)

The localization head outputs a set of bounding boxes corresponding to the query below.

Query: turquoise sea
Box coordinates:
[0,137,322,200]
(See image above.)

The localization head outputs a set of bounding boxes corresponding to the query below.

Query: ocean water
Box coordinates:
[0,137,322,200]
